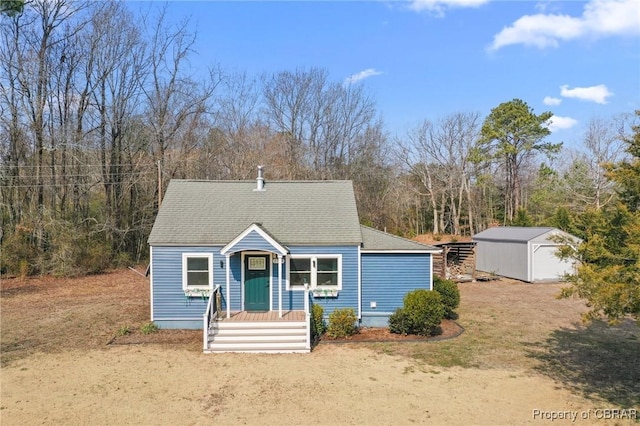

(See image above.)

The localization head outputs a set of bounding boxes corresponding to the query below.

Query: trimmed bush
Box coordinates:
[388,308,412,335]
[404,289,444,336]
[389,289,444,336]
[326,308,357,339]
[311,303,326,339]
[433,276,460,319]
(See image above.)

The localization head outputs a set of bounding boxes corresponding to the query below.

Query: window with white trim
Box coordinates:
[288,255,342,290]
[182,253,213,294]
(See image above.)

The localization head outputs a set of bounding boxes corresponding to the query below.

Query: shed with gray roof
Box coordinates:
[473,226,581,282]
[148,170,441,352]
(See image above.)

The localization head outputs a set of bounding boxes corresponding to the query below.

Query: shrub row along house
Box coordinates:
[148,167,440,353]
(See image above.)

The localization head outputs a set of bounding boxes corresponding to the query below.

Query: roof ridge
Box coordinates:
[170,179,352,183]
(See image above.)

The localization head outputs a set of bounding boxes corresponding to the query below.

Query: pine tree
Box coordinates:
[560,111,640,322]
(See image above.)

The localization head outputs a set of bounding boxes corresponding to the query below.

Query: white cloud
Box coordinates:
[543,96,562,106]
[409,0,488,15]
[489,0,640,50]
[344,68,383,85]
[546,115,579,132]
[560,84,613,104]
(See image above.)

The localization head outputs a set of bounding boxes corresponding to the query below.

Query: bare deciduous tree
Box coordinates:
[142,7,219,202]
[561,117,623,211]
[395,112,480,235]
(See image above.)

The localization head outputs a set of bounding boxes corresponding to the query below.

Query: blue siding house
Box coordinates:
[148,168,440,353]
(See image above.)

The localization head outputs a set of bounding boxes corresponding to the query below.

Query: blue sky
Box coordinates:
[149,0,639,147]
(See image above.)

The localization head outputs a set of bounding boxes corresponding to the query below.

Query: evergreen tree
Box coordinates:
[0,0,23,16]
[477,99,561,222]
[560,111,640,322]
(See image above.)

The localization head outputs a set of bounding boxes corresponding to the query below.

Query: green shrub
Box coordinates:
[388,308,412,335]
[140,322,158,335]
[326,308,357,339]
[311,303,326,339]
[389,289,444,336]
[117,326,131,336]
[75,240,112,275]
[433,277,460,319]
[18,259,30,280]
[0,226,41,277]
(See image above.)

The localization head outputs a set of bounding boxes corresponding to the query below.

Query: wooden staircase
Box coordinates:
[205,318,310,354]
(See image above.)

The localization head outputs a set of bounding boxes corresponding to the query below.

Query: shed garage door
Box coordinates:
[533,245,571,281]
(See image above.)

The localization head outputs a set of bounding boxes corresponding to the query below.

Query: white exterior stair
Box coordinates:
[206,320,310,354]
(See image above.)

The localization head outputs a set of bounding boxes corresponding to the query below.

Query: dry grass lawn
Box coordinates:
[1,269,638,425]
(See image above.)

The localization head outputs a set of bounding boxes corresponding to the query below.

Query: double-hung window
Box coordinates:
[288,255,341,291]
[182,253,213,294]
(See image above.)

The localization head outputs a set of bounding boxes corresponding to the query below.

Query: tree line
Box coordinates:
[0,0,637,296]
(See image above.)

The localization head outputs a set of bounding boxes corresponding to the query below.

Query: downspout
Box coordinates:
[430,250,435,291]
[225,253,231,318]
[149,246,154,321]
[357,245,362,320]
[278,254,283,318]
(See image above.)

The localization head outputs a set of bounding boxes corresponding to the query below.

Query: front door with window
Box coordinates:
[244,255,270,311]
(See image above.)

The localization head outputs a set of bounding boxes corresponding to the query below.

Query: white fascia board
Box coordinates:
[149,243,220,247]
[360,249,442,254]
[220,223,288,256]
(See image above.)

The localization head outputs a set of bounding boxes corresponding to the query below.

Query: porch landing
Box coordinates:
[220,310,305,322]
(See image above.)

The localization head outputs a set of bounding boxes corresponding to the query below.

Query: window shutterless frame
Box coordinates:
[182,253,213,294]
[287,254,342,291]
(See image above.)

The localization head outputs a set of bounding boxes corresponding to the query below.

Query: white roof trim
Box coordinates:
[220,223,288,256]
[360,249,441,254]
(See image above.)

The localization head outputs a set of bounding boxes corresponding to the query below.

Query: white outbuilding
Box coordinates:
[473,227,581,283]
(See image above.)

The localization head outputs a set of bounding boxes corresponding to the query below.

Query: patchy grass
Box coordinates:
[363,279,640,406]
[526,319,640,408]
[0,269,150,366]
[2,271,638,409]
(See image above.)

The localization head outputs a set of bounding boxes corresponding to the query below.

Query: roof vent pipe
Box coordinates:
[256,165,265,191]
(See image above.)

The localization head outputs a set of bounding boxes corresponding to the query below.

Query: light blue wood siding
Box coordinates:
[361,252,432,326]
[225,229,284,253]
[270,259,288,310]
[151,245,360,327]
[287,246,359,316]
[224,253,243,311]
[151,246,222,329]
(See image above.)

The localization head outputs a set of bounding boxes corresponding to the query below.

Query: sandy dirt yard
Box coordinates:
[1,270,638,425]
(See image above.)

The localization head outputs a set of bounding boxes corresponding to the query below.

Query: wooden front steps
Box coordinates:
[205,311,310,354]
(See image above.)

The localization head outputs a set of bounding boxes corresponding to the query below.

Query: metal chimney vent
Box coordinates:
[255,165,265,191]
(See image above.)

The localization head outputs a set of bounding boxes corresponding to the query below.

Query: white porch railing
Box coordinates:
[203,284,312,353]
[202,285,222,350]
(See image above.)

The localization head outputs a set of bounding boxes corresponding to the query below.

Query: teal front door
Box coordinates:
[244,255,270,311]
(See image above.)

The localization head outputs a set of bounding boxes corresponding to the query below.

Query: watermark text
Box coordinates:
[532,408,637,422]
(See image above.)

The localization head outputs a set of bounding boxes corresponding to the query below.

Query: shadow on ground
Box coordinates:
[526,319,639,408]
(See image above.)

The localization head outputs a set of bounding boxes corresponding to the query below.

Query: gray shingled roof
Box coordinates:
[148,180,362,246]
[360,226,440,252]
[473,226,558,243]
